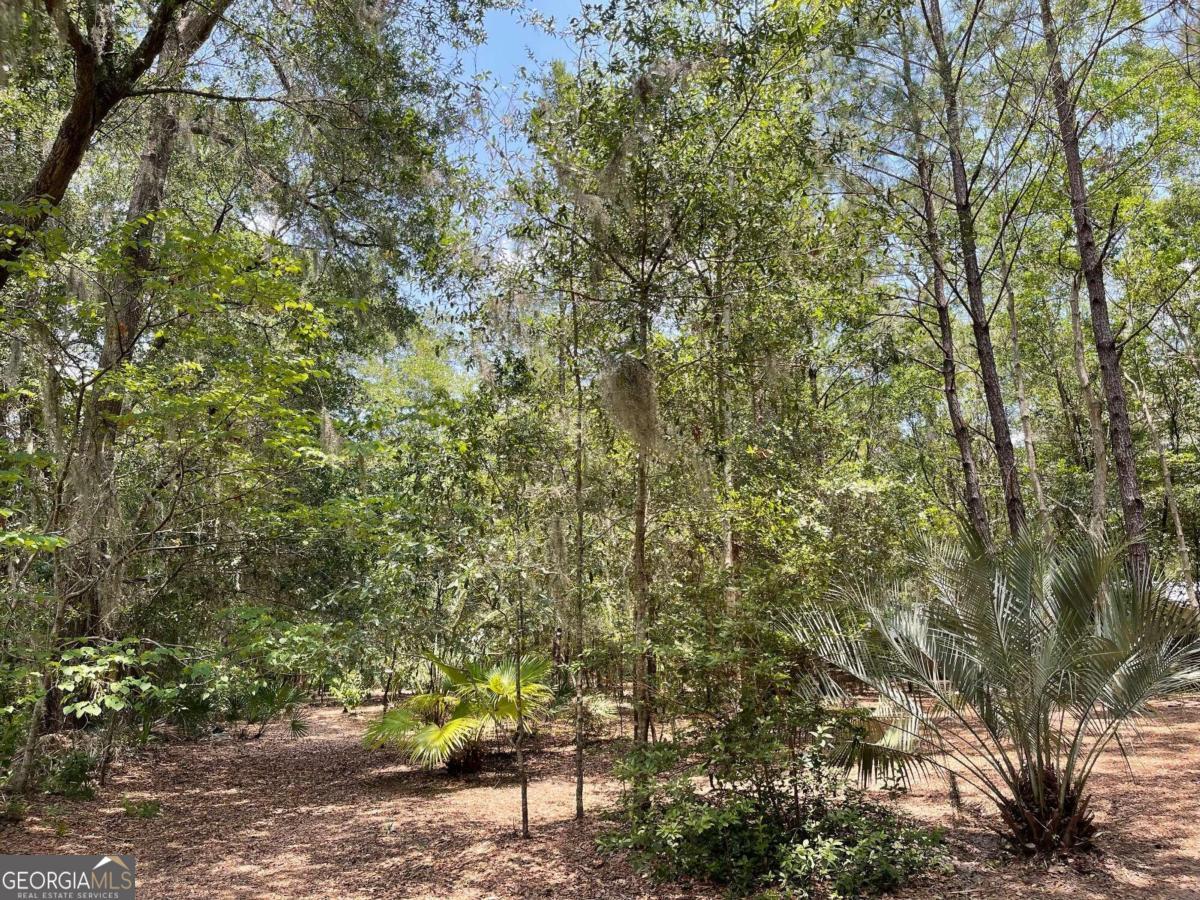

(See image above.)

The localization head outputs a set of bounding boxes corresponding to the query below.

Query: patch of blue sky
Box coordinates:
[397,1,582,358]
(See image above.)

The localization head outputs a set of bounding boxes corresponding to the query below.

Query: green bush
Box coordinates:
[776,804,944,897]
[43,750,97,799]
[330,672,365,710]
[603,709,943,897]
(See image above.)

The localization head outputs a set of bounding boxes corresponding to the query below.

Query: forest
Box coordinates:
[3,0,1200,896]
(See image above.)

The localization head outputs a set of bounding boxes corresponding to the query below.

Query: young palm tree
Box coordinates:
[790,531,1200,854]
[364,653,552,775]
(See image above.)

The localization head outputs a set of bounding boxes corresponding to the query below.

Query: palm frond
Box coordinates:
[407,716,483,768]
[288,711,310,738]
[404,692,457,722]
[363,707,420,749]
[788,526,1200,853]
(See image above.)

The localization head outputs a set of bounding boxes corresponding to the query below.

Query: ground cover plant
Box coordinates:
[604,702,945,896]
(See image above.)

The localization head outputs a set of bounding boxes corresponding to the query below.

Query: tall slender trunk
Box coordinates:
[1044,335,1088,468]
[570,265,586,819]
[713,254,740,613]
[515,586,529,838]
[902,42,993,548]
[1005,279,1051,534]
[1129,376,1196,606]
[1069,277,1107,537]
[381,643,398,710]
[632,304,652,744]
[924,0,1026,537]
[1039,0,1148,573]
[632,440,651,743]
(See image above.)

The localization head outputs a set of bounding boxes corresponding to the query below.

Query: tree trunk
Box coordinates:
[381,643,398,710]
[1039,0,1148,574]
[1005,279,1051,534]
[1129,376,1196,606]
[570,261,586,819]
[515,590,530,838]
[717,260,738,609]
[924,0,1026,537]
[1069,277,1108,537]
[901,41,993,548]
[97,709,121,786]
[631,306,652,745]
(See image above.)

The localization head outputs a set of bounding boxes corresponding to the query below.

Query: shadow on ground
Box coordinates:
[6,701,1200,898]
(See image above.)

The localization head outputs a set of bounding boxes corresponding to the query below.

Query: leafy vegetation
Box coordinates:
[364,654,552,774]
[604,714,945,896]
[120,797,162,819]
[3,0,1200,893]
[792,531,1200,854]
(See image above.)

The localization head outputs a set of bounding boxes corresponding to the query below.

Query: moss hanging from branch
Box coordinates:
[320,407,342,454]
[600,354,659,450]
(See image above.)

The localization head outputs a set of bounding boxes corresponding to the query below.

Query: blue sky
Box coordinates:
[443,1,582,239]
[469,1,578,90]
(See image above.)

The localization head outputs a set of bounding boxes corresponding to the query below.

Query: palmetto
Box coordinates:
[364,654,553,774]
[790,531,1200,854]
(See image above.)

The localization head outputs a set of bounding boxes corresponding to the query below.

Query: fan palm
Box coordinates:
[789,530,1200,854]
[364,653,552,774]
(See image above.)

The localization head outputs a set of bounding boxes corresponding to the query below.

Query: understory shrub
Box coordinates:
[603,707,943,897]
[331,672,366,710]
[364,653,552,774]
[41,749,97,799]
[121,797,162,818]
[1,611,358,791]
[791,530,1200,855]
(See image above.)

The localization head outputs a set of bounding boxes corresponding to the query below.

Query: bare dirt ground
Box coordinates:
[4,700,1200,899]
[895,698,1200,900]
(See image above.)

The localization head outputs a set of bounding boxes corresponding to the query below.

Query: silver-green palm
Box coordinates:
[789,530,1200,854]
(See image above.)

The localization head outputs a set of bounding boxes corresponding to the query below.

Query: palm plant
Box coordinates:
[364,653,552,775]
[789,530,1200,854]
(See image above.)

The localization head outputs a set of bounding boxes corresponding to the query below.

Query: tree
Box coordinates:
[919,0,1028,537]
[1038,0,1149,573]
[1,0,200,292]
[1,0,483,791]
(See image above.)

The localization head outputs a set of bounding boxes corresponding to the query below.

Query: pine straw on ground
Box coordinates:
[895,698,1200,899]
[4,700,1200,898]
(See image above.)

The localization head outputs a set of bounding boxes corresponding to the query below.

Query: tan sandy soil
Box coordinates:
[4,700,1200,898]
[894,698,1200,899]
